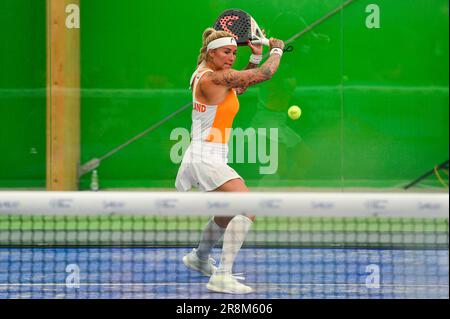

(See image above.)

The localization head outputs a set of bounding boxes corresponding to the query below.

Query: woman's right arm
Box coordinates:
[205,38,285,89]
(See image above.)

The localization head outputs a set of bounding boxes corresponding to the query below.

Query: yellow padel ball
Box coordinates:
[288,105,302,120]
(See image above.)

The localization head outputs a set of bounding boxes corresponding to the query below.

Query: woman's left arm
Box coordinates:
[238,40,264,94]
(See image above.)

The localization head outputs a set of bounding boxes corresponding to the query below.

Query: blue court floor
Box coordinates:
[0,247,448,299]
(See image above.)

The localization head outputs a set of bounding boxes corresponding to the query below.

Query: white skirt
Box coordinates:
[175,142,242,192]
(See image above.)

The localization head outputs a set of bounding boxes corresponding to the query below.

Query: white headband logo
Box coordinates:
[207,37,237,52]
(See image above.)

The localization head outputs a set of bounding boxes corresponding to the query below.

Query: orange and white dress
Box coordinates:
[175,68,242,192]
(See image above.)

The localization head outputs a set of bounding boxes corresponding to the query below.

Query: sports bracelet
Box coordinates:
[270,48,283,57]
[249,54,263,65]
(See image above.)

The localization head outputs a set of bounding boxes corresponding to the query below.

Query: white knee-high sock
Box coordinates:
[196,218,226,260]
[217,215,253,273]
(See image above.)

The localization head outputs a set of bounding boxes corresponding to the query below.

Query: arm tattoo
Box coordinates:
[244,62,259,70]
[262,66,272,78]
[237,62,258,95]
[208,55,281,89]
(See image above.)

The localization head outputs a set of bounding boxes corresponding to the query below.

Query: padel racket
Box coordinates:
[213,9,270,47]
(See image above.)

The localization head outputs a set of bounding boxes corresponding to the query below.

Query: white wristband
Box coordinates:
[249,54,263,65]
[270,48,283,57]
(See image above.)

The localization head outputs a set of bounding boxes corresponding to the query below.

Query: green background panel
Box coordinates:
[342,0,449,187]
[0,0,46,188]
[0,0,448,190]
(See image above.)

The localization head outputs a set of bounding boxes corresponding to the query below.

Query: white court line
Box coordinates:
[0,283,448,288]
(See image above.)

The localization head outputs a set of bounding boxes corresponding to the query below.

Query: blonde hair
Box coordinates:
[197,28,234,66]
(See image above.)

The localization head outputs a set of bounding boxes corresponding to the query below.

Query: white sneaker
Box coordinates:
[206,271,253,294]
[182,249,217,277]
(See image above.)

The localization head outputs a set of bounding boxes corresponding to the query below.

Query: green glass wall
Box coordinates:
[0,0,448,189]
[0,0,46,187]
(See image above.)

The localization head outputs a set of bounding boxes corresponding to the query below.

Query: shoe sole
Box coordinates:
[182,255,215,277]
[206,282,253,294]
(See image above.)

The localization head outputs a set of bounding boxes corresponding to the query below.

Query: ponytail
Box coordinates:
[197,28,233,66]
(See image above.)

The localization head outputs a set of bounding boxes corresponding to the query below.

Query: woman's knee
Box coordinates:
[214,214,255,227]
[213,178,254,226]
[214,216,233,228]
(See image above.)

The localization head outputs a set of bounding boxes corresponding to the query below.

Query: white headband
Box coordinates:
[207,37,237,52]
